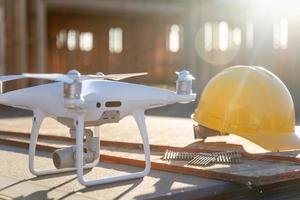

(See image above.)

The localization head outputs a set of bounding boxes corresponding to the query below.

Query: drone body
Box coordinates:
[0,70,196,186]
[0,79,194,125]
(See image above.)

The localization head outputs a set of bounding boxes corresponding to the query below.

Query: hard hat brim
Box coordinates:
[243,126,300,152]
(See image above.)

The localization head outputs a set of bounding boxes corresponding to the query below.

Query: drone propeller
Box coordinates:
[0,70,148,84]
[0,75,26,82]
[23,71,147,83]
[86,72,148,81]
[22,73,75,84]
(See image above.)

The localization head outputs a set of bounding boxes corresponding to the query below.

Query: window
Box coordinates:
[218,21,229,51]
[109,28,123,53]
[80,32,93,52]
[204,22,213,51]
[56,30,67,49]
[204,21,244,51]
[67,30,79,51]
[232,28,241,47]
[273,18,288,50]
[168,24,180,52]
[57,29,93,52]
[246,22,254,49]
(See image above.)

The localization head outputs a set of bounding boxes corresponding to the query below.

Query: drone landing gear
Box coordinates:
[28,110,99,176]
[29,110,151,186]
[75,110,151,186]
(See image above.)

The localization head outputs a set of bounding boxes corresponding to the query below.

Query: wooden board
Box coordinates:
[1,131,300,186]
[100,146,300,186]
[1,130,300,163]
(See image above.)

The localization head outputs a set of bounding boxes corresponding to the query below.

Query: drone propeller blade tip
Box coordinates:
[0,75,26,82]
[22,73,74,84]
[101,72,148,80]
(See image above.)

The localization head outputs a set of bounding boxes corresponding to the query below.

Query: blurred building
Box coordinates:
[0,0,300,116]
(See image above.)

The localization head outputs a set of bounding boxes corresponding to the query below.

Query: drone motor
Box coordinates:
[176,70,195,95]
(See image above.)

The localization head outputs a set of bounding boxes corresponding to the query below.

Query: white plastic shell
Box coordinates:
[176,70,195,95]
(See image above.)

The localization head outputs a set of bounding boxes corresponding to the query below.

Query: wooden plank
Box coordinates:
[1,135,300,186]
[101,146,300,186]
[1,130,300,164]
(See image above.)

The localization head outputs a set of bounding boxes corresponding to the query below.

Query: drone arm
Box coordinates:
[76,110,151,186]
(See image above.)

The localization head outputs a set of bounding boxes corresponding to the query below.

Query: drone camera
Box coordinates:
[52,146,75,169]
[52,129,99,169]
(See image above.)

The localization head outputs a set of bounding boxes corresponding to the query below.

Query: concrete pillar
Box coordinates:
[0,0,4,74]
[4,0,28,89]
[28,0,47,73]
[181,0,197,73]
[5,0,28,74]
[182,0,212,96]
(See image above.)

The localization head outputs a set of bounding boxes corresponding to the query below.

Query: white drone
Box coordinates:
[0,69,195,186]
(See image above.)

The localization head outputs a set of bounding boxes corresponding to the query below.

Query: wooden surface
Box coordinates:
[0,144,233,200]
[1,129,300,186]
[1,115,300,199]
[0,116,268,153]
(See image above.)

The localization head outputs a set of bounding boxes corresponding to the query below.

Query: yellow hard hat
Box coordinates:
[193,65,300,151]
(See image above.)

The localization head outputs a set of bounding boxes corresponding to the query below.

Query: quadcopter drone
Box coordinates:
[0,69,196,186]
